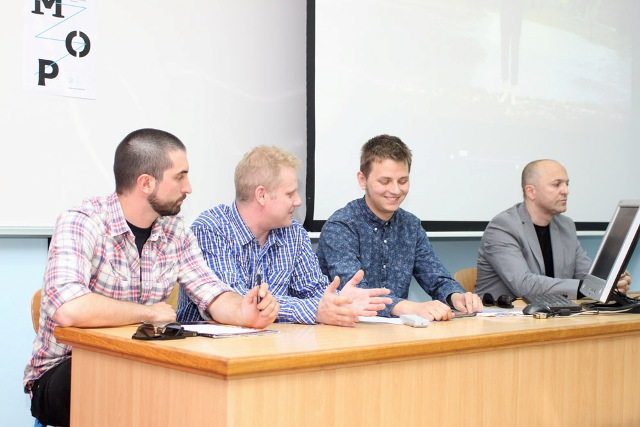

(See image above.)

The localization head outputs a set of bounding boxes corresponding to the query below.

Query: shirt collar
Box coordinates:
[230,202,286,248]
[230,202,256,245]
[356,196,397,227]
[149,217,168,242]
[107,193,130,237]
[106,192,167,242]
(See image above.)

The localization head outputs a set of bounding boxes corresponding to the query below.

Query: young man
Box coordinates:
[317,135,482,321]
[24,129,278,427]
[476,159,632,298]
[177,146,391,327]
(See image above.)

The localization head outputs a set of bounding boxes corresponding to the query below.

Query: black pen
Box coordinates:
[255,273,262,305]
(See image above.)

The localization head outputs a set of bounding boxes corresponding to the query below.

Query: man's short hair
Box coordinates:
[114,128,186,194]
[360,135,412,177]
[235,146,299,202]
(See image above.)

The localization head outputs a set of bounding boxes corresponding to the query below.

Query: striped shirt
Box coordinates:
[24,193,231,391]
[177,203,328,324]
[317,197,464,317]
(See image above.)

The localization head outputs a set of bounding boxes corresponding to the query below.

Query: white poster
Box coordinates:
[23,0,96,99]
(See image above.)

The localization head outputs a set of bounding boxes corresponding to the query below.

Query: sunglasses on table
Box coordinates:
[481,293,516,309]
[132,322,198,341]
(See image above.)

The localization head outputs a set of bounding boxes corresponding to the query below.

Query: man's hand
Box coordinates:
[239,283,279,329]
[617,272,632,294]
[393,300,454,321]
[450,292,483,314]
[146,302,177,324]
[316,270,392,327]
[316,276,359,327]
[338,270,392,316]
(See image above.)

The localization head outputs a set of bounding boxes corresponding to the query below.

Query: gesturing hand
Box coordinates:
[339,270,392,316]
[316,277,359,327]
[316,270,392,327]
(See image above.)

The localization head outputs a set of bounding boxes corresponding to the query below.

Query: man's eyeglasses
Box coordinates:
[132,322,197,341]
[482,293,516,309]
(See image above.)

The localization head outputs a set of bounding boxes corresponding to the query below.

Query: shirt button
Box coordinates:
[374,227,377,232]
[383,240,387,244]
[383,265,386,269]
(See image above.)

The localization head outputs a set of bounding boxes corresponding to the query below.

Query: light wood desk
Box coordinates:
[55,312,640,426]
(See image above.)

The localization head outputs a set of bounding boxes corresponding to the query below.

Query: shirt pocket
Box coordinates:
[91,258,134,300]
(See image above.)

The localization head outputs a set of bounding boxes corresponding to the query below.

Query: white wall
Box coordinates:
[1,0,307,231]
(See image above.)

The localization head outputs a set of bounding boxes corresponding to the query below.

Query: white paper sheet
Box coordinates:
[358,316,404,325]
[182,324,277,337]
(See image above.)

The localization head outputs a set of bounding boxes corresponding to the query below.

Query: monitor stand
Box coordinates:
[583,290,640,313]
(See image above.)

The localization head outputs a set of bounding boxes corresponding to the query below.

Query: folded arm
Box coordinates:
[53,293,176,327]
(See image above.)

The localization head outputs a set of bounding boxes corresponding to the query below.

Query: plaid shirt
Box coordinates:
[177,203,328,324]
[24,193,231,391]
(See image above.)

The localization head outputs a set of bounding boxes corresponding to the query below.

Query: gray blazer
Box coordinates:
[476,203,591,298]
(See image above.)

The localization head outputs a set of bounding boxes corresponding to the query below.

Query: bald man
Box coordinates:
[476,159,631,299]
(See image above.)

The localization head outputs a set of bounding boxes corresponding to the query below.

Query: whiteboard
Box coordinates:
[307,0,640,231]
[1,1,307,232]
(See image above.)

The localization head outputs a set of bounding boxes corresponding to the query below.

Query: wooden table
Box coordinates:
[55,312,640,426]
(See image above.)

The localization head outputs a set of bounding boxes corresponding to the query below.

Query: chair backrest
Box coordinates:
[454,267,477,292]
[31,289,42,333]
[166,284,179,310]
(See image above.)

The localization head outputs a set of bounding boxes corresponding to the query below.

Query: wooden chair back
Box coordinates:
[167,284,180,310]
[454,267,477,292]
[31,289,42,333]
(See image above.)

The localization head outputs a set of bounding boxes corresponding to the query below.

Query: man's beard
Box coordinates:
[148,192,184,217]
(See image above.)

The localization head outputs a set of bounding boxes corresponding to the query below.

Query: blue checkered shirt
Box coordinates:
[177,203,328,324]
[317,197,464,317]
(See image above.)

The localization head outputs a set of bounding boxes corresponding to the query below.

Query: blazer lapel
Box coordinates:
[549,218,566,278]
[517,204,546,274]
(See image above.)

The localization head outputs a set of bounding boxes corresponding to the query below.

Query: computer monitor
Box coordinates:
[580,200,640,303]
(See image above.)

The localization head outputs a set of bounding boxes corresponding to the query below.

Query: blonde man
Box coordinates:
[178,146,391,326]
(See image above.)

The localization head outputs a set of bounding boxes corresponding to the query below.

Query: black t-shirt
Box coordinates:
[127,221,152,257]
[534,224,554,278]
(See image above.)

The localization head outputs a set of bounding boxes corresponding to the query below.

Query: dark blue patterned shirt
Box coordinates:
[317,197,464,317]
[177,203,328,324]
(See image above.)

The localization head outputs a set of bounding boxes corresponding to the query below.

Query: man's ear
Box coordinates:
[357,171,367,190]
[255,185,268,206]
[524,184,536,201]
[137,174,156,195]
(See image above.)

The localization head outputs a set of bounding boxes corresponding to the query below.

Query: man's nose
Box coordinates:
[183,177,193,194]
